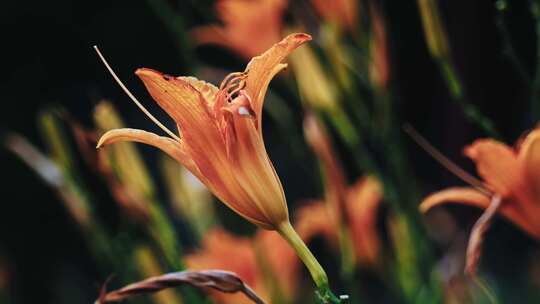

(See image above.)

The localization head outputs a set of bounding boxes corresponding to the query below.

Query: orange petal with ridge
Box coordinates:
[135,69,219,137]
[96,128,202,180]
[244,33,312,128]
[226,95,288,228]
[136,69,259,224]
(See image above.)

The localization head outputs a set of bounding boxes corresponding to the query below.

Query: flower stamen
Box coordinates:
[93,46,181,142]
[219,72,245,90]
[220,72,247,102]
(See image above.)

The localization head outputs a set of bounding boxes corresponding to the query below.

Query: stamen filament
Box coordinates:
[403,124,491,196]
[93,46,181,142]
[227,85,245,100]
[219,72,245,90]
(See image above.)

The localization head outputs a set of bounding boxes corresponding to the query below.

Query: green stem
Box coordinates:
[278,221,328,289]
[277,221,342,303]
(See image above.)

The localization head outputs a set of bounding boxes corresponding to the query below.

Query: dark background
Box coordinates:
[0,0,537,302]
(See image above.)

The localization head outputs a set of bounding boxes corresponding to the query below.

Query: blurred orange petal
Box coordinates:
[295,201,337,244]
[346,177,383,266]
[421,187,490,213]
[421,187,540,239]
[303,113,347,221]
[311,0,357,31]
[518,129,540,198]
[191,0,287,59]
[185,229,266,304]
[464,139,521,197]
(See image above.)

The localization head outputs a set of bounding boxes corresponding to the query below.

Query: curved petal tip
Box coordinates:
[289,32,312,42]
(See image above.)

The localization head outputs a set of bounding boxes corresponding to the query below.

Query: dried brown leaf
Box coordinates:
[97,270,266,304]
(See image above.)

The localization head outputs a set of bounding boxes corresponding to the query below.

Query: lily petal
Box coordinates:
[464,139,521,197]
[226,95,288,228]
[177,76,220,109]
[347,177,382,266]
[519,129,540,197]
[97,128,201,179]
[295,201,336,243]
[311,0,358,31]
[191,0,287,60]
[136,69,235,201]
[244,33,312,128]
[303,113,347,220]
[135,69,218,134]
[190,25,228,51]
[421,187,540,239]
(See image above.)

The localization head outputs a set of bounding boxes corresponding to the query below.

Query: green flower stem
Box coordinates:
[277,221,342,303]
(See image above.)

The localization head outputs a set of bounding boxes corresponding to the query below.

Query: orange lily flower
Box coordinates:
[297,114,383,266]
[191,0,287,59]
[311,0,357,32]
[185,228,298,304]
[421,127,540,240]
[96,33,311,230]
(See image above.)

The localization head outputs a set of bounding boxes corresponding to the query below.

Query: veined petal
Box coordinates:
[244,33,312,128]
[464,139,521,197]
[421,187,540,239]
[97,128,201,180]
[135,68,223,146]
[97,129,265,228]
[225,95,288,228]
[177,76,220,109]
[136,69,236,202]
